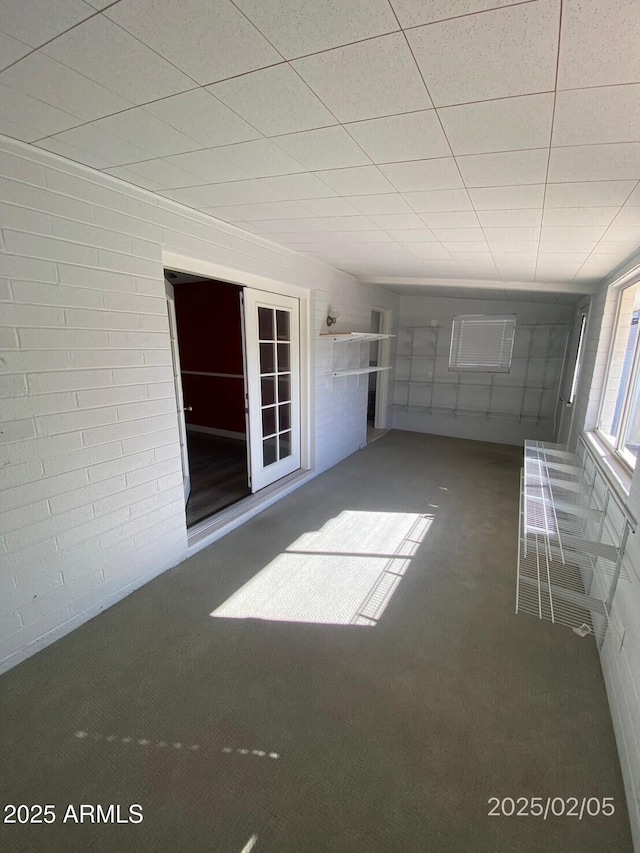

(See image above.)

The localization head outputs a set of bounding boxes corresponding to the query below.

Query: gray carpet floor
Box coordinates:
[0,431,632,852]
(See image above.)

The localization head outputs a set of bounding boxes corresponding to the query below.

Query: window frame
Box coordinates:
[448,313,516,373]
[596,279,640,472]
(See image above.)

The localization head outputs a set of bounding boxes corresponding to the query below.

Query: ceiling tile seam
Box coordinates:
[570,179,640,282]
[399,26,506,279]
[366,29,462,265]
[534,0,562,283]
[227,9,401,65]
[394,0,541,34]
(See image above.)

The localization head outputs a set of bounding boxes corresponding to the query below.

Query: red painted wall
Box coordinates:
[174,280,245,434]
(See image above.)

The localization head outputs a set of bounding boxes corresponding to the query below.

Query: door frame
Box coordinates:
[162,251,312,491]
[372,306,392,430]
[164,279,191,503]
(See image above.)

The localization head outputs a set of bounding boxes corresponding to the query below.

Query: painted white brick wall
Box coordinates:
[567,253,640,851]
[0,135,399,673]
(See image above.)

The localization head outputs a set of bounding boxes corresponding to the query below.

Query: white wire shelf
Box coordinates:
[333,366,392,377]
[390,403,552,422]
[321,332,394,343]
[516,438,635,645]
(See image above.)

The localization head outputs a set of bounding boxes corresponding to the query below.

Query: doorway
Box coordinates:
[165,270,303,528]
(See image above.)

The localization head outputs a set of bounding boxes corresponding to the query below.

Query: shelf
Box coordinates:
[390,403,551,422]
[516,438,634,644]
[321,332,394,343]
[333,366,392,377]
[394,379,556,391]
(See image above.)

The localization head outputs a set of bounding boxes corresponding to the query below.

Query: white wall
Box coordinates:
[392,295,575,446]
[568,252,640,850]
[0,134,398,674]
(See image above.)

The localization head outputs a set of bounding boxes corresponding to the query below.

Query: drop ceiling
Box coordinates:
[1,0,639,292]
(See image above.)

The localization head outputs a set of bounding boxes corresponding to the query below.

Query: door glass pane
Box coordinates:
[278,374,291,403]
[276,310,290,341]
[278,403,291,431]
[260,343,275,374]
[259,307,275,341]
[279,431,292,459]
[262,406,276,436]
[277,343,290,372]
[261,375,276,406]
[263,436,277,466]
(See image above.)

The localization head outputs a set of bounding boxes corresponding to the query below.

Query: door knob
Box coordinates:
[183,406,192,412]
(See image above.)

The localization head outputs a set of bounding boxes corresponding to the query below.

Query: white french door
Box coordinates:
[242,288,301,492]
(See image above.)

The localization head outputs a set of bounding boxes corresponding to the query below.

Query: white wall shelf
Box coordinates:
[325,331,394,379]
[321,332,393,344]
[333,366,392,378]
[516,438,635,645]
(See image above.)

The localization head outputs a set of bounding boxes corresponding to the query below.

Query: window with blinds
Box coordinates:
[449,314,516,372]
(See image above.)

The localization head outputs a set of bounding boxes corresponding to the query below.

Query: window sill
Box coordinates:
[584,431,632,500]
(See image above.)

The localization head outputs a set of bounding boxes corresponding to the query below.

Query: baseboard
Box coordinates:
[187,425,246,440]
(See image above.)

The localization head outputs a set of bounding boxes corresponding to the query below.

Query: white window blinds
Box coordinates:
[449,314,516,372]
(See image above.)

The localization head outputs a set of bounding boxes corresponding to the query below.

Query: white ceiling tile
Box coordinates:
[406,0,559,106]
[274,231,354,243]
[218,138,307,178]
[144,89,261,148]
[346,194,412,215]
[553,86,640,147]
[600,226,640,246]
[488,237,539,251]
[205,201,314,222]
[613,206,640,226]
[293,34,431,124]
[83,0,112,7]
[0,51,134,122]
[162,179,284,208]
[42,15,193,104]
[389,0,525,28]
[558,0,640,89]
[439,93,554,155]
[538,239,601,253]
[542,207,619,227]
[87,108,199,160]
[0,82,79,141]
[324,216,377,231]
[369,213,427,230]
[103,159,201,191]
[624,184,640,206]
[233,0,398,59]
[548,144,640,183]
[442,242,491,253]
[40,122,149,167]
[419,211,480,229]
[0,32,32,71]
[468,184,546,209]
[388,229,437,243]
[544,181,637,208]
[161,149,250,184]
[260,172,339,200]
[380,158,463,194]
[407,243,454,259]
[313,166,395,196]
[431,227,486,242]
[34,134,113,169]
[209,65,335,137]
[105,0,280,86]
[345,110,449,164]
[299,197,361,216]
[457,149,549,187]
[346,231,396,243]
[102,164,165,192]
[477,209,542,227]
[537,252,591,264]
[405,189,473,212]
[483,227,542,243]
[0,0,94,48]
[274,126,370,171]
